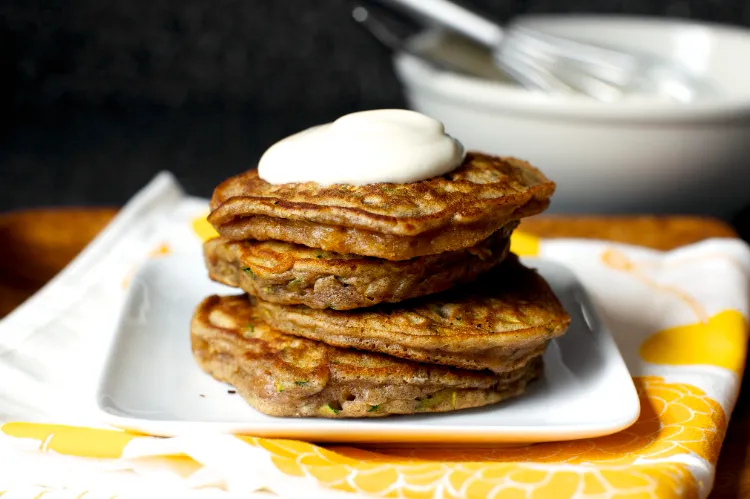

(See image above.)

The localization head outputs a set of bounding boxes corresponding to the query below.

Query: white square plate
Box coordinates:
[97,254,639,444]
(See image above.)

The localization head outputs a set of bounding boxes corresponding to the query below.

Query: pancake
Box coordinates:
[208,153,554,261]
[203,225,513,311]
[192,294,542,418]
[256,255,570,373]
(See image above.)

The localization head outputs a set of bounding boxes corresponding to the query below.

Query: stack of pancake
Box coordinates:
[193,153,571,418]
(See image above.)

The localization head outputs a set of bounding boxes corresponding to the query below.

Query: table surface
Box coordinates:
[0,208,747,498]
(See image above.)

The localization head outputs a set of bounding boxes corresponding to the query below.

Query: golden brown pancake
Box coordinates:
[192,294,542,418]
[208,153,554,260]
[256,255,570,373]
[203,224,513,310]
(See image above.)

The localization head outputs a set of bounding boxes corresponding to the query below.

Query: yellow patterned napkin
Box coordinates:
[0,173,747,499]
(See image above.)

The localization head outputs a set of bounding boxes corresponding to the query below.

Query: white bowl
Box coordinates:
[394,16,750,215]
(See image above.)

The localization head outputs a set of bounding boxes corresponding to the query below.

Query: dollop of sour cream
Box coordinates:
[258,109,465,185]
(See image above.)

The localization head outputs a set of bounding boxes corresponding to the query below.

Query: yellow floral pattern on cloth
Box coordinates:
[601,248,749,374]
[2,423,136,458]
[601,249,708,322]
[267,442,695,499]
[261,376,721,499]
[640,310,747,374]
[0,376,725,499]
[352,376,726,465]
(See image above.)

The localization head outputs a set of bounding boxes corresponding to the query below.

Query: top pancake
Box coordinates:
[209,153,554,260]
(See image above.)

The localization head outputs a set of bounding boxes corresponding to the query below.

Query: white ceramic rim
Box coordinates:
[394,14,750,122]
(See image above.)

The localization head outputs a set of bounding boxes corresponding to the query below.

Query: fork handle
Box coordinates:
[374,0,503,48]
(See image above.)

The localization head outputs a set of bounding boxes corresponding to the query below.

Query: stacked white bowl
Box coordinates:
[394,16,750,215]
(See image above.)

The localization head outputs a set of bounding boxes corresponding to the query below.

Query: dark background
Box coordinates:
[2,0,750,211]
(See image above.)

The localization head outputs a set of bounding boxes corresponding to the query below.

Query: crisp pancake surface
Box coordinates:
[191,294,542,418]
[257,255,571,373]
[203,225,512,310]
[208,153,554,260]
